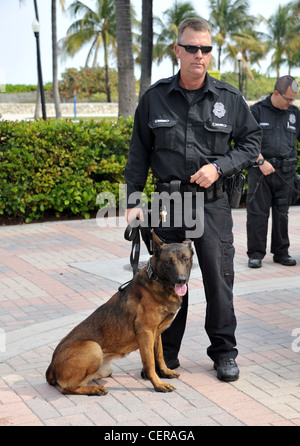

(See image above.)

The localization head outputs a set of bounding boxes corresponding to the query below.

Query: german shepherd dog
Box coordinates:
[46,232,193,396]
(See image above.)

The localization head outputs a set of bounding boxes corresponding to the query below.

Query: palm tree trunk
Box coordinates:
[139,0,153,99]
[115,0,137,118]
[52,0,62,119]
[103,32,111,103]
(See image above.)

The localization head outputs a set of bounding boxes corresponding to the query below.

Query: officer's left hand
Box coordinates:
[259,160,275,176]
[190,164,219,188]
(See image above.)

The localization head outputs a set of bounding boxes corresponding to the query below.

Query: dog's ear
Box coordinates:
[152,231,163,257]
[183,239,192,249]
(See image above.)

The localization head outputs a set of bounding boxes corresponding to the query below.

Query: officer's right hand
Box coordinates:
[260,160,275,176]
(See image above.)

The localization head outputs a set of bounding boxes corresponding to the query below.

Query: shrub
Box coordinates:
[58,67,119,101]
[0,117,136,223]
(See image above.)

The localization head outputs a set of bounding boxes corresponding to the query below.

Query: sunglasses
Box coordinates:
[277,91,295,104]
[178,43,212,54]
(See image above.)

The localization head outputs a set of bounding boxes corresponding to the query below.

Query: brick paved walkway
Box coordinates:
[0,207,300,427]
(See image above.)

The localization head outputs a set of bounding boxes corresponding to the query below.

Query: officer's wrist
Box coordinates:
[253,158,265,167]
[212,162,222,176]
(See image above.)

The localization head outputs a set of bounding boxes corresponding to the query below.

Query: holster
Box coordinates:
[225,172,246,209]
[281,158,298,173]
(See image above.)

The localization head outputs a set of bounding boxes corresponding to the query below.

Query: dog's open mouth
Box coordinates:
[174,283,187,296]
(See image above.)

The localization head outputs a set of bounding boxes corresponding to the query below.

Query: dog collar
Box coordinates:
[146,259,154,279]
[146,260,173,289]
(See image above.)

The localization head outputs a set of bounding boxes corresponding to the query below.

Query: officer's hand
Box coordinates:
[125,208,144,224]
[260,160,275,176]
[190,164,219,188]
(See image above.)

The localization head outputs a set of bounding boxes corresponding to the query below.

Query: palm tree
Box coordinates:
[154,1,197,76]
[61,0,116,102]
[139,0,153,98]
[227,29,267,97]
[115,0,137,118]
[208,0,256,71]
[264,4,300,78]
[52,0,65,119]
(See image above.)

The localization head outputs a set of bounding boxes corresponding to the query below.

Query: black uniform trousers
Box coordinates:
[246,166,294,260]
[155,193,238,363]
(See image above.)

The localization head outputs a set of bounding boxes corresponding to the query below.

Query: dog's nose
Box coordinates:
[176,275,187,285]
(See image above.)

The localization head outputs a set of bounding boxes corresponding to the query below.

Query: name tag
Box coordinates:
[211,122,228,128]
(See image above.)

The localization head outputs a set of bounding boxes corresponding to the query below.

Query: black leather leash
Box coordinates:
[118,219,153,292]
[248,169,300,206]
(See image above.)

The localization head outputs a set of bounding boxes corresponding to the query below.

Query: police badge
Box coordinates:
[289,113,296,125]
[213,102,226,118]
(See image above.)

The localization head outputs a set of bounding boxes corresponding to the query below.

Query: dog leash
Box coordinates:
[124,219,153,277]
[248,169,300,206]
[118,219,154,292]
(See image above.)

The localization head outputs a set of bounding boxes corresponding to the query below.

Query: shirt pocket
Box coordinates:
[259,122,273,147]
[149,119,177,151]
[286,123,297,147]
[203,122,232,154]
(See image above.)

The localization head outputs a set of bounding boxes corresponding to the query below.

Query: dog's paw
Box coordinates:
[88,385,109,396]
[160,369,180,379]
[154,382,176,392]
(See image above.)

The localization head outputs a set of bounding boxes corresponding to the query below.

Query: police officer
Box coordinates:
[247,76,299,269]
[125,18,261,382]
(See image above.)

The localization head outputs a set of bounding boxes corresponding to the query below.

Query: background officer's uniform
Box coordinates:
[247,95,300,261]
[125,72,261,363]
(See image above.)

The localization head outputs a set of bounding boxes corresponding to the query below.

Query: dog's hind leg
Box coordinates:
[53,340,109,396]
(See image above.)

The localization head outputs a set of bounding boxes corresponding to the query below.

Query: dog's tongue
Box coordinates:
[175,283,187,296]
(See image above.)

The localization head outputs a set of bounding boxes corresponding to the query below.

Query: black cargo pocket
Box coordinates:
[221,233,235,281]
[149,119,177,151]
[204,122,232,154]
[260,122,273,147]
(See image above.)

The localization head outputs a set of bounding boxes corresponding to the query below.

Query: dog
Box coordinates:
[46,231,193,396]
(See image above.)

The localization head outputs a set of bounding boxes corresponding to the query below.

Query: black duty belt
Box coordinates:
[266,158,298,170]
[156,177,224,202]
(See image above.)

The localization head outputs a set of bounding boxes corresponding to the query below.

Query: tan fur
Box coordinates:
[46,232,193,396]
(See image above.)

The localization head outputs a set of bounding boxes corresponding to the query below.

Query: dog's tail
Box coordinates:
[45,364,56,386]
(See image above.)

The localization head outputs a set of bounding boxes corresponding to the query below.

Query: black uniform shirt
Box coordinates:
[250,95,300,159]
[125,72,261,198]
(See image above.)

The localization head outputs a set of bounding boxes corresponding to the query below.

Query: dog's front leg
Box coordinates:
[154,335,180,379]
[138,330,176,392]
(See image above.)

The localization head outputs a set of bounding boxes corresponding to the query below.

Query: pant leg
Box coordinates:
[246,167,272,259]
[271,170,293,257]
[193,194,238,361]
[155,193,238,362]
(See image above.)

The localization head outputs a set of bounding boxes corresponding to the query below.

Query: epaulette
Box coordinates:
[145,76,175,92]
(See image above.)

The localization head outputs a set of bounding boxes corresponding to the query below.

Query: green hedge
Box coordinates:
[0,117,142,223]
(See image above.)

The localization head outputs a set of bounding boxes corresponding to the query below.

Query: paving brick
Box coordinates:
[0,208,300,425]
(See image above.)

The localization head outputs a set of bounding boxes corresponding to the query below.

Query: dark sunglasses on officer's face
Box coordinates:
[178,43,213,54]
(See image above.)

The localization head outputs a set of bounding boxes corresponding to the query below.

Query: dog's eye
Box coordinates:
[184,257,190,263]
